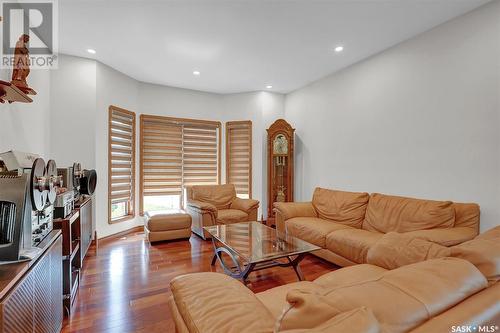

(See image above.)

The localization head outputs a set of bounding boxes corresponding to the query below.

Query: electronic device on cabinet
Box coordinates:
[55,162,97,219]
[266,119,295,226]
[0,152,62,262]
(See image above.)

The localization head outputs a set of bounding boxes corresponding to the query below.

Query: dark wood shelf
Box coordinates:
[69,242,79,262]
[53,196,93,316]
[0,80,33,103]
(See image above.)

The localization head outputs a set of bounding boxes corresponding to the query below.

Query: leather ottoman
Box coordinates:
[144,211,192,243]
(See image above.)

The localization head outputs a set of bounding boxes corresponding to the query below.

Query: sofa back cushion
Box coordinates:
[362,193,455,233]
[366,232,451,270]
[321,258,487,333]
[312,187,369,228]
[453,203,480,231]
[451,227,500,285]
[191,184,236,209]
[277,300,380,333]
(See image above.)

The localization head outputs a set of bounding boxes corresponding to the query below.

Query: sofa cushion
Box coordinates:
[314,264,386,289]
[191,184,236,209]
[475,225,500,240]
[256,281,323,319]
[275,288,343,331]
[363,193,455,233]
[451,230,500,285]
[279,307,380,333]
[403,227,477,246]
[453,202,480,230]
[170,272,275,333]
[287,217,354,248]
[312,187,369,228]
[216,209,248,224]
[326,229,383,264]
[320,258,487,333]
[366,232,451,269]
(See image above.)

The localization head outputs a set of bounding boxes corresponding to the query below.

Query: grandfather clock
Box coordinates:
[267,119,295,226]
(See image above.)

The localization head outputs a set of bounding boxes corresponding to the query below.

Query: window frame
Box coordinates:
[139,114,222,215]
[108,105,136,224]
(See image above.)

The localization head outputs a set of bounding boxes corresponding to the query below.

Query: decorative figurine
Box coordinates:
[11,34,36,95]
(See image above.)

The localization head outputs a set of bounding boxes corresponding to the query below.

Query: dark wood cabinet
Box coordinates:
[0,231,63,333]
[53,196,94,315]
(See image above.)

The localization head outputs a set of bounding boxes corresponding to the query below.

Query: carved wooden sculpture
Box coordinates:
[11,34,36,95]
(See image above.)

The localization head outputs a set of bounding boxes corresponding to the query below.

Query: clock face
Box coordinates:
[273,134,288,154]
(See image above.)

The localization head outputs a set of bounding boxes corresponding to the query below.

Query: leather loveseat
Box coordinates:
[185,184,259,239]
[168,227,500,332]
[274,187,479,266]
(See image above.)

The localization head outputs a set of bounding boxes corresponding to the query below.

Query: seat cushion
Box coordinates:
[287,217,354,248]
[326,229,383,264]
[363,193,456,233]
[256,281,323,319]
[312,187,369,228]
[216,209,248,224]
[147,213,192,232]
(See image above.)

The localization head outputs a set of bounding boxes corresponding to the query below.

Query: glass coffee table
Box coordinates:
[204,221,320,282]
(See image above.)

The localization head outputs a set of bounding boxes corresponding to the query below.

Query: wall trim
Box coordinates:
[98,225,144,242]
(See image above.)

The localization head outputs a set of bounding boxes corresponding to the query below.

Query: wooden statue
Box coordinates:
[11,34,36,95]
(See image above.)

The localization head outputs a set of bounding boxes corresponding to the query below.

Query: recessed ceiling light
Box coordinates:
[334,46,344,53]
[193,70,201,76]
[87,48,96,54]
[266,85,273,89]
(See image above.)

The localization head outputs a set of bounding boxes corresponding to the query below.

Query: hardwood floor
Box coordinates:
[61,229,336,333]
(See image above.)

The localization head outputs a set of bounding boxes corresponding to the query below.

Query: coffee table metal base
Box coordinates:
[210,238,305,282]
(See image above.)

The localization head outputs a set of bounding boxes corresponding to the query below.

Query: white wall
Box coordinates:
[50,56,97,168]
[222,92,285,219]
[95,62,140,237]
[0,69,51,158]
[285,1,500,232]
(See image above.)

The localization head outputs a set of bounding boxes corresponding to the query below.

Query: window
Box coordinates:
[226,121,252,198]
[108,105,136,223]
[140,115,221,214]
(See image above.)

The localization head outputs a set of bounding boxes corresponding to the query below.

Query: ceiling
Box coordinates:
[59,0,491,94]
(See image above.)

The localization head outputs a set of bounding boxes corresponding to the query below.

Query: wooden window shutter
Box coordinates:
[140,115,221,214]
[108,105,136,223]
[226,121,252,198]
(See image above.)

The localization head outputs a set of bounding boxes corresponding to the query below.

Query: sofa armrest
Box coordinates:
[274,202,317,234]
[169,272,275,333]
[273,202,317,220]
[404,227,478,246]
[186,199,218,217]
[230,197,259,213]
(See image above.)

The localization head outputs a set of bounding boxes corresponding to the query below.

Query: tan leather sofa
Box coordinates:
[185,184,259,239]
[274,187,480,266]
[168,255,500,332]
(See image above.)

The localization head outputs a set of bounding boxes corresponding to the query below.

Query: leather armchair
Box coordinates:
[185,184,259,239]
